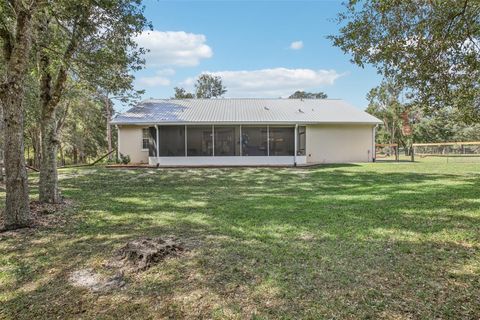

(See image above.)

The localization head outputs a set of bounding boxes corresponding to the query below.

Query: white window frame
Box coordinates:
[141,128,149,151]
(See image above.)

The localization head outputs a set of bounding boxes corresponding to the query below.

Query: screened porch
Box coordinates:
[145,125,307,166]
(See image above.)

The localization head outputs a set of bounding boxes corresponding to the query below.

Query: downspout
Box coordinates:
[239,125,242,156]
[116,125,120,160]
[294,124,298,167]
[372,125,377,162]
[184,125,187,157]
[212,125,215,156]
[156,125,159,165]
[266,125,270,156]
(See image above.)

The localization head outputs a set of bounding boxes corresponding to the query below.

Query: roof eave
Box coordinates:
[110,120,382,126]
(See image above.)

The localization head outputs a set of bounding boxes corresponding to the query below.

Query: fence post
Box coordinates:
[411,146,415,162]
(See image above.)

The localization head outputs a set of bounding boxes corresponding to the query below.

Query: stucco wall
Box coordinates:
[306,124,375,163]
[118,125,149,163]
[117,124,375,165]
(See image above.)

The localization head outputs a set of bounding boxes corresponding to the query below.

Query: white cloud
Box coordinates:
[137,76,171,87]
[154,68,176,77]
[136,30,213,67]
[137,69,176,87]
[182,68,343,97]
[290,41,304,50]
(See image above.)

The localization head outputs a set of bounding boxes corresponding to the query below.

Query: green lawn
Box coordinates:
[1,160,479,319]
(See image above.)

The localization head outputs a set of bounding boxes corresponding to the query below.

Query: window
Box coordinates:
[214,126,240,156]
[241,126,268,156]
[147,127,157,157]
[269,127,294,156]
[142,128,149,150]
[187,126,213,156]
[297,126,306,156]
[159,126,185,156]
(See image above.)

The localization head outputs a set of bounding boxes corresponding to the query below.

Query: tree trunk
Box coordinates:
[37,12,76,204]
[32,131,42,169]
[39,108,60,203]
[2,96,31,228]
[105,96,113,161]
[73,146,78,164]
[0,105,4,183]
[59,144,65,166]
[0,5,37,229]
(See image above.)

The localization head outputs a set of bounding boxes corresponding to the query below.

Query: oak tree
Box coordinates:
[330,0,480,122]
[0,0,40,229]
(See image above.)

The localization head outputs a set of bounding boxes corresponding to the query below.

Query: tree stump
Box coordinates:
[116,237,184,271]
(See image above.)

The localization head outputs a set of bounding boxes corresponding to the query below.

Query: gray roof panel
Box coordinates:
[111,99,382,125]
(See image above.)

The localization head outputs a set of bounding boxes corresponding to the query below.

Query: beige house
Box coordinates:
[111,99,381,166]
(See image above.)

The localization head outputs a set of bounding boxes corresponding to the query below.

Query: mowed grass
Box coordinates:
[1,160,479,319]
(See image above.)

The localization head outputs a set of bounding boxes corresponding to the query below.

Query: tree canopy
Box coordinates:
[194,74,227,98]
[366,81,413,148]
[173,74,227,99]
[0,0,150,227]
[330,0,480,122]
[367,80,480,147]
[288,91,328,99]
[173,87,194,99]
[32,0,150,203]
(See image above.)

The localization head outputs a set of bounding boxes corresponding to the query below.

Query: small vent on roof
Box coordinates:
[264,106,270,110]
[298,108,304,113]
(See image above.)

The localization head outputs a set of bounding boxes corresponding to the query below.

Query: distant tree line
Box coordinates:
[288,91,328,99]
[173,75,328,100]
[366,80,480,150]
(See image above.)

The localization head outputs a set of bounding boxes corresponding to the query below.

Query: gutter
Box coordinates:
[110,121,383,126]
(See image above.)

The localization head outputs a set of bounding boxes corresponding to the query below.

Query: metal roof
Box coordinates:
[111,99,382,125]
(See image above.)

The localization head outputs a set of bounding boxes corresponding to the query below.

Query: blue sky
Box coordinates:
[124,0,381,112]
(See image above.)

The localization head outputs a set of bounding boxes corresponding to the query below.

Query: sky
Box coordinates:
[122,0,382,112]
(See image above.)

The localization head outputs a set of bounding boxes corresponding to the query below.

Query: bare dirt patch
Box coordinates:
[0,199,73,237]
[68,236,186,293]
[69,269,126,293]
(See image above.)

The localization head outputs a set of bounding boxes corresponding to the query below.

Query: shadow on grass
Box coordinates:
[1,165,479,318]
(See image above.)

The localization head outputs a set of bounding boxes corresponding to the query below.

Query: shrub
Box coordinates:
[117,153,130,165]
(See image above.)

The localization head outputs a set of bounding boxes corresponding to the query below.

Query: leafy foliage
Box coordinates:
[173,74,227,99]
[173,87,194,99]
[118,153,131,164]
[330,0,480,122]
[194,74,227,98]
[288,91,328,99]
[414,108,480,143]
[366,81,413,148]
[59,92,112,164]
[367,81,480,146]
[24,82,114,166]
